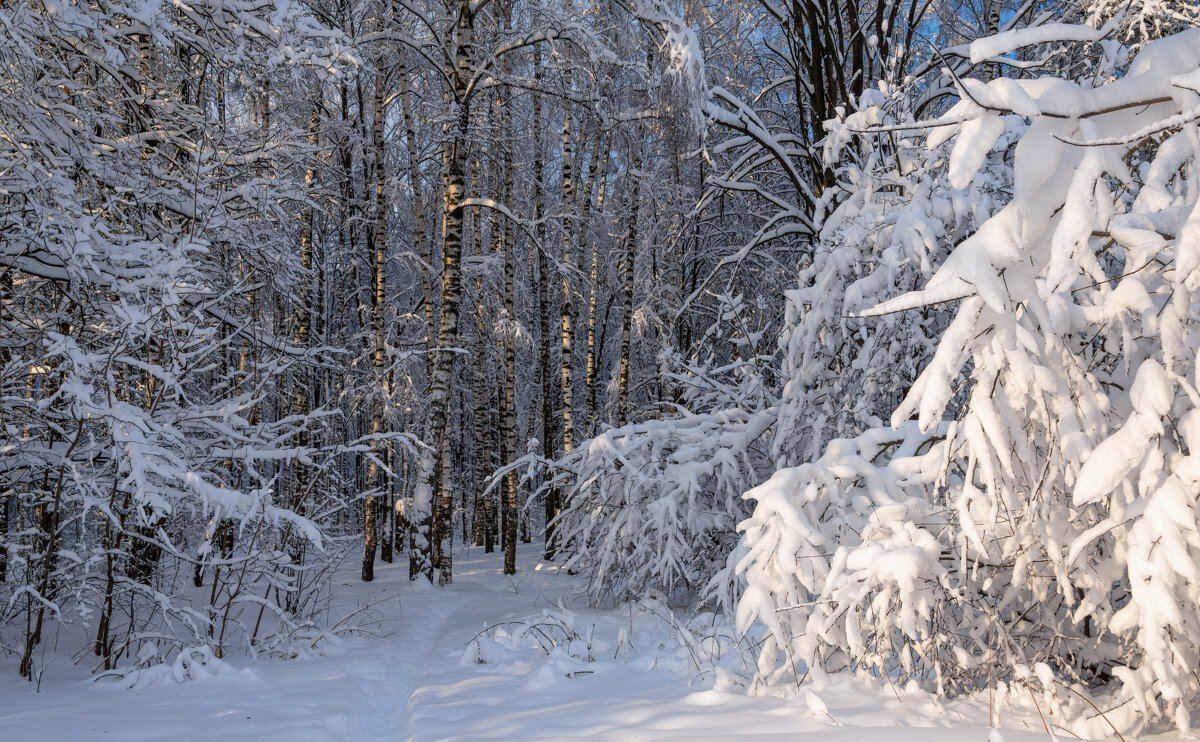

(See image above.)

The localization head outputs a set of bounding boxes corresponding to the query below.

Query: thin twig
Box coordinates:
[1052,680,1127,742]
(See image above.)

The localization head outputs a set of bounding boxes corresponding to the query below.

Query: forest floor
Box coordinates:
[0,544,1184,741]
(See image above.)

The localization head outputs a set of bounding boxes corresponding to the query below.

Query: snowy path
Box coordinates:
[348,582,466,742]
[0,544,1166,741]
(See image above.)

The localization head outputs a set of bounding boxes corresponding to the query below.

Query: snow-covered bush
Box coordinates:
[557,407,773,604]
[462,595,753,688]
[737,423,953,684]
[772,87,999,468]
[735,25,1200,733]
[101,644,238,689]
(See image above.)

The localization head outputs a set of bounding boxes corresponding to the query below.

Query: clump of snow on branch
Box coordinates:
[635,0,708,142]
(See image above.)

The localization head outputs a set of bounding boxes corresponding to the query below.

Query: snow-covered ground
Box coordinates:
[0,545,1181,741]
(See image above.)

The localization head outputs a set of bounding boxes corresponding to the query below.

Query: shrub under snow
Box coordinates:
[734,26,1200,734]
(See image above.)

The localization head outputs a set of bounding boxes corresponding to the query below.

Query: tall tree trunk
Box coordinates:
[470,154,492,550]
[0,268,9,585]
[363,60,388,583]
[616,146,642,427]
[546,102,576,560]
[499,8,519,573]
[396,57,436,581]
[287,101,318,584]
[531,50,557,557]
[584,132,611,433]
[426,0,475,586]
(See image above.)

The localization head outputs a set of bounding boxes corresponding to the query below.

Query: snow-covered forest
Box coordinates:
[2,0,1199,737]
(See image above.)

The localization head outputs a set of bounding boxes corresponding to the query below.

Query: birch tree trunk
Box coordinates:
[425,0,475,586]
[395,57,436,581]
[499,3,519,573]
[616,145,642,427]
[470,154,492,550]
[530,50,558,557]
[363,56,388,583]
[584,133,611,433]
[545,101,576,560]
